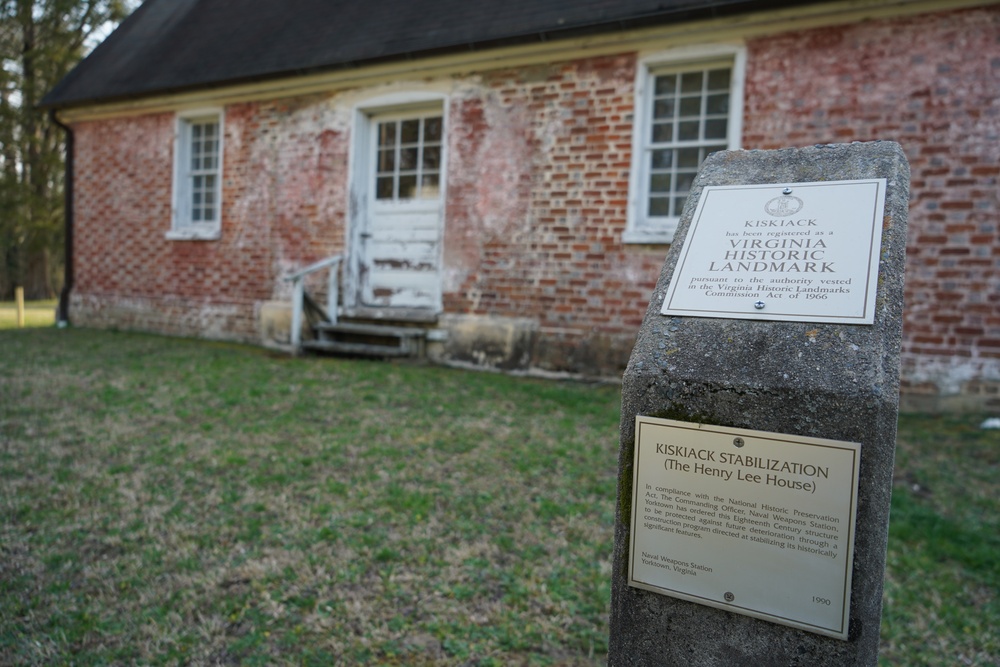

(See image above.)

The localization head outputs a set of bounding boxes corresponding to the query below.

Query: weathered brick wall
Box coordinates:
[71,56,662,373]
[743,5,1000,405]
[444,54,665,373]
[70,112,261,338]
[69,5,999,399]
[71,95,350,341]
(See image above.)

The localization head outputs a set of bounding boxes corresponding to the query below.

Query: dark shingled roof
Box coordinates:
[43,0,813,109]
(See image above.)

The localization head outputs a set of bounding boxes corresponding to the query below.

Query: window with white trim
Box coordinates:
[625,48,744,244]
[374,113,443,201]
[170,110,223,239]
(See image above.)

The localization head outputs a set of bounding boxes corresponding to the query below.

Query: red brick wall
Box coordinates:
[69,5,999,396]
[71,55,662,371]
[71,95,350,340]
[743,6,1000,400]
[443,54,665,371]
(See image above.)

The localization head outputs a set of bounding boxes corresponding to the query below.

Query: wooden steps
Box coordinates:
[302,321,427,358]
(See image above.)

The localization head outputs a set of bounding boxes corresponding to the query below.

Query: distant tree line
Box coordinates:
[1,0,131,300]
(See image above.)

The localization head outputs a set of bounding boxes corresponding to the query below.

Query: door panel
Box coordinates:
[358,111,444,310]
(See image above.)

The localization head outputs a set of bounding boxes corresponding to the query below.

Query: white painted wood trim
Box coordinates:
[624,44,746,245]
[169,107,224,240]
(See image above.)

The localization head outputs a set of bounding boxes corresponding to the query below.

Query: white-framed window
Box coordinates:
[373,112,444,202]
[624,45,745,244]
[169,109,223,240]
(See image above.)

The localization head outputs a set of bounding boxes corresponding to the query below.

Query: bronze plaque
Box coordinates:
[629,416,861,639]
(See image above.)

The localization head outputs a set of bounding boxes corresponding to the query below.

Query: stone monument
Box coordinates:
[609,142,910,666]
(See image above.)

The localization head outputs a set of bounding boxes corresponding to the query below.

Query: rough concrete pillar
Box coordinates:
[609,142,910,666]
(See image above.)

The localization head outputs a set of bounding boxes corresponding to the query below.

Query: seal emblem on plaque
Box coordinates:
[764,194,804,217]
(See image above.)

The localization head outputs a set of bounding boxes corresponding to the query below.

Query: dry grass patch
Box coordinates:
[0,300,56,329]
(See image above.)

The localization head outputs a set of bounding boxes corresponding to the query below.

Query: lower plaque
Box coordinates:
[628,417,861,640]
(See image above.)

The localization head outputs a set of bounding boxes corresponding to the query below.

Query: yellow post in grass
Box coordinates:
[15,286,24,328]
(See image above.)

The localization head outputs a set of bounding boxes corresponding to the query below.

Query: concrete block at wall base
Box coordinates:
[431,314,537,371]
[69,293,258,343]
[898,355,1000,413]
[259,301,295,347]
[531,329,635,379]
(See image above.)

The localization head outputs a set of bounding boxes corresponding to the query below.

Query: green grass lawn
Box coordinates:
[0,329,996,665]
[0,299,57,329]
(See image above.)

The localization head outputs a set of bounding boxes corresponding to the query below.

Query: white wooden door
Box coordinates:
[359,112,444,310]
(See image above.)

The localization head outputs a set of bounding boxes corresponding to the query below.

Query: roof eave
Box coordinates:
[42,0,808,111]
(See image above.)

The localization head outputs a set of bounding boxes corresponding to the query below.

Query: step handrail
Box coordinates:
[285,254,343,351]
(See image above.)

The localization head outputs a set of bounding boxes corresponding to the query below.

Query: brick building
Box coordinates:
[43,0,999,409]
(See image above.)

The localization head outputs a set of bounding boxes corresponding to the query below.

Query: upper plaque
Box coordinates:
[661,179,887,324]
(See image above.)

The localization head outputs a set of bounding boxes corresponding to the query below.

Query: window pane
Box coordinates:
[654,74,676,95]
[378,149,395,173]
[652,122,673,143]
[677,148,701,168]
[653,98,675,120]
[676,171,696,192]
[680,72,703,93]
[420,173,440,199]
[674,196,687,215]
[378,122,396,148]
[678,120,700,141]
[651,149,673,169]
[400,119,420,144]
[376,176,394,199]
[649,173,671,193]
[422,146,441,170]
[648,196,670,217]
[707,93,729,115]
[424,117,443,142]
[705,119,728,139]
[398,175,417,199]
[679,96,702,117]
[707,68,731,90]
[399,147,418,170]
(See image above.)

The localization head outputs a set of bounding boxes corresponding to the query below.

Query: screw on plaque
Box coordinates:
[724,592,735,602]
[754,301,765,310]
[733,437,745,448]
[782,187,793,195]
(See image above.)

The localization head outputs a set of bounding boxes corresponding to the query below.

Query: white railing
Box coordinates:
[285,254,343,351]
